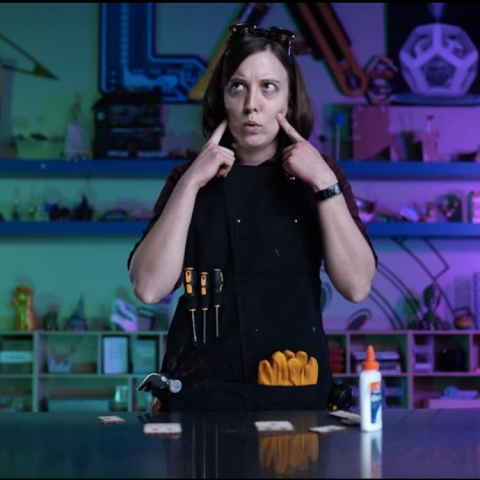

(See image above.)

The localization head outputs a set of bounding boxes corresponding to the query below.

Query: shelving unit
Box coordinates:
[0,331,167,413]
[3,329,480,412]
[326,330,480,409]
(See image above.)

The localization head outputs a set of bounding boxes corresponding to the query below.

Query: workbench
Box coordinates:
[0,409,478,478]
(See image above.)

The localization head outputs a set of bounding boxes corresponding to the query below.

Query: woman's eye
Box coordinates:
[230,82,244,92]
[263,82,276,91]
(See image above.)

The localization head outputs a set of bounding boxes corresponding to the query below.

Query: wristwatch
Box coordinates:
[312,182,342,202]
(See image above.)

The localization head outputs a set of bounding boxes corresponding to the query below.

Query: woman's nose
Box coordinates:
[244,92,259,113]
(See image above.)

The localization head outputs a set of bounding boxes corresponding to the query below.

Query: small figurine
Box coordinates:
[409,283,452,330]
[110,298,138,332]
[43,305,59,331]
[71,195,94,221]
[422,284,442,329]
[420,202,439,223]
[44,203,71,221]
[414,115,439,162]
[439,194,462,222]
[65,296,88,331]
[469,190,480,223]
[28,200,37,221]
[453,307,473,330]
[63,103,92,160]
[365,55,398,105]
[12,285,39,331]
[355,197,377,223]
[12,198,20,221]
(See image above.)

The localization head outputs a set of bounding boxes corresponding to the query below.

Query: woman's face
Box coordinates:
[224,50,290,158]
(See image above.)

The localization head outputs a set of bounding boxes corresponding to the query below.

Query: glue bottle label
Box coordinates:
[370,381,382,424]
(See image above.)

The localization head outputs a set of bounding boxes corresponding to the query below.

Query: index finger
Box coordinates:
[277,113,304,143]
[209,120,228,145]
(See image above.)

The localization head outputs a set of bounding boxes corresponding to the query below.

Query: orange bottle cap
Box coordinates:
[362,345,379,370]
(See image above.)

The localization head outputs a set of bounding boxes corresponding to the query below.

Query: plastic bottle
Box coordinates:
[360,345,382,432]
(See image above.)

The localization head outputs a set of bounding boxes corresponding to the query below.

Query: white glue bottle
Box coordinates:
[360,345,382,432]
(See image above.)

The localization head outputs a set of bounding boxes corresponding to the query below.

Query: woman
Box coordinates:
[128,24,377,411]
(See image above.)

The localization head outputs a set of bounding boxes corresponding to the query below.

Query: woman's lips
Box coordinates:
[242,122,262,132]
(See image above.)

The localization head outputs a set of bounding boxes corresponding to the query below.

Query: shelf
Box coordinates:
[0,221,148,236]
[366,222,480,238]
[2,222,480,238]
[0,159,189,177]
[413,372,473,377]
[0,159,478,180]
[340,161,480,180]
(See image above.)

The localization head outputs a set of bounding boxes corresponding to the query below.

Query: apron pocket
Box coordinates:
[234,215,306,274]
[253,383,328,411]
[165,381,329,412]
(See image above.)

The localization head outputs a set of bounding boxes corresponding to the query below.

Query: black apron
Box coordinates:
[161,161,332,411]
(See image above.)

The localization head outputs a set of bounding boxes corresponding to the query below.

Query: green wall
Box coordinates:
[0,3,99,159]
[0,3,387,328]
[0,3,156,327]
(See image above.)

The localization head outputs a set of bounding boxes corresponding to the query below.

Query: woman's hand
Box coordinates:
[277,114,337,190]
[182,120,235,189]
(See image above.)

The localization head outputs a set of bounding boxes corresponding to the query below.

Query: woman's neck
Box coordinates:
[234,144,278,166]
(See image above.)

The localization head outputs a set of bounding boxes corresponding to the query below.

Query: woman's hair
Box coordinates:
[202,30,313,153]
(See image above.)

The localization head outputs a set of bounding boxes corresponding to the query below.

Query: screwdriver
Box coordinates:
[212,269,224,341]
[184,267,198,346]
[200,271,209,345]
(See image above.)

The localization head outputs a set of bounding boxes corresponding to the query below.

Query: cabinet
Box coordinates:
[0,331,167,412]
[326,330,480,409]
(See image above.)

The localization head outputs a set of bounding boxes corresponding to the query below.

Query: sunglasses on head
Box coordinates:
[228,23,295,57]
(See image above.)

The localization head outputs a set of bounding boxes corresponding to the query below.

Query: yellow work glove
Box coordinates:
[283,349,296,360]
[272,351,290,386]
[258,360,274,386]
[287,357,301,386]
[302,356,319,386]
[258,350,318,386]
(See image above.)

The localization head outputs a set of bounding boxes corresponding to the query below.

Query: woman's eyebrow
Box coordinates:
[229,75,282,84]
